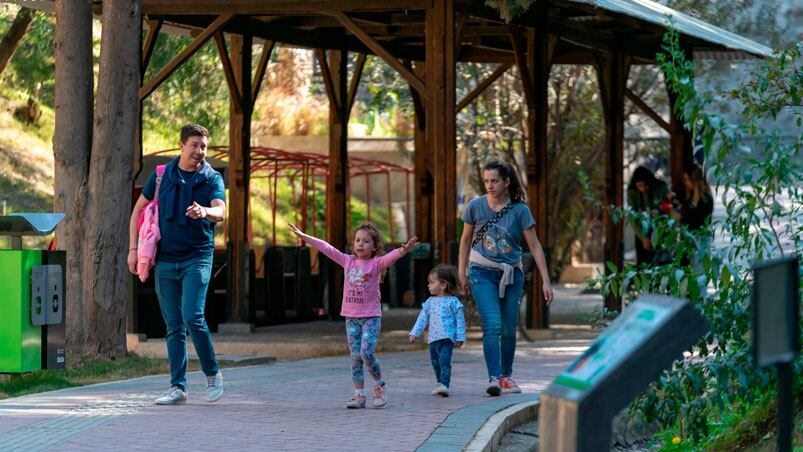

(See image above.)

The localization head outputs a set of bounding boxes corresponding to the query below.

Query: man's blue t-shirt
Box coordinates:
[141,165,226,263]
[461,196,535,265]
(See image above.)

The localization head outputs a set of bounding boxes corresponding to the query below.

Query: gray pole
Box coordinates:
[777,362,792,452]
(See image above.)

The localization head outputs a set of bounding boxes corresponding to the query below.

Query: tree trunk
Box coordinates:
[81,0,141,357]
[0,7,33,76]
[54,0,93,360]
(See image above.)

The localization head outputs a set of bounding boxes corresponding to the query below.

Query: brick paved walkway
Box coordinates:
[0,340,589,451]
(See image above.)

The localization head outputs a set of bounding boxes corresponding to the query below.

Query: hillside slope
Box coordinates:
[0,89,53,216]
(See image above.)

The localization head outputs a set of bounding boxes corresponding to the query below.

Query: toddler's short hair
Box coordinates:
[430,264,459,295]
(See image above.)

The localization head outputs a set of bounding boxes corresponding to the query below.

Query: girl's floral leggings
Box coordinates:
[345,317,382,385]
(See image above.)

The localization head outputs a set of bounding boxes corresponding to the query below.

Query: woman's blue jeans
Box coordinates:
[155,254,219,390]
[468,265,524,381]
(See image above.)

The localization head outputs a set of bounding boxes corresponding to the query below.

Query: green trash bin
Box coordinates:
[0,213,66,373]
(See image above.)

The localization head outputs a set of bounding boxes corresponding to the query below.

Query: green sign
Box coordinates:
[556,302,673,390]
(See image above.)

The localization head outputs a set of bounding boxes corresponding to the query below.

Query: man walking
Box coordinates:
[128,124,226,405]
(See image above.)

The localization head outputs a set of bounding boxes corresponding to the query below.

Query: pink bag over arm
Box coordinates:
[136,165,165,282]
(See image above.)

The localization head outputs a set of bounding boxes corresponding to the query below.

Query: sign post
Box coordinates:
[539,294,709,451]
[753,255,800,452]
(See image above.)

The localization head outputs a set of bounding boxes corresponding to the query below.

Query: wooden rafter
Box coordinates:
[139,13,234,101]
[252,40,275,101]
[325,9,427,97]
[456,62,511,112]
[347,53,367,114]
[624,87,671,133]
[455,15,467,58]
[315,49,342,120]
[508,25,535,110]
[141,19,162,81]
[214,33,244,113]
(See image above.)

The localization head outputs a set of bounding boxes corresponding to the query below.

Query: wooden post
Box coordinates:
[323,49,349,320]
[528,21,552,329]
[596,49,629,313]
[425,0,456,263]
[225,34,253,325]
[410,61,433,302]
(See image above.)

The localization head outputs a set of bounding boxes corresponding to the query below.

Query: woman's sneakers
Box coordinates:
[486,377,502,396]
[499,376,522,394]
[431,383,449,397]
[346,392,367,409]
[155,386,187,405]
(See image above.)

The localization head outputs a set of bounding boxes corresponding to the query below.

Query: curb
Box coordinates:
[416,394,537,452]
[465,399,538,451]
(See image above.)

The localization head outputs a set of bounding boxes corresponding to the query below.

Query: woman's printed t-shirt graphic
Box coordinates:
[482,224,515,258]
[461,195,536,265]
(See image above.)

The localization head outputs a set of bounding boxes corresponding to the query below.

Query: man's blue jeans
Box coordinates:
[429,339,455,387]
[468,265,524,381]
[155,254,219,390]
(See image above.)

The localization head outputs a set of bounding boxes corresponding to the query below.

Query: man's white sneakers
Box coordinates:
[207,371,224,402]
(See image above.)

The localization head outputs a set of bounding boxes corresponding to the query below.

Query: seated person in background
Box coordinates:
[627,166,670,266]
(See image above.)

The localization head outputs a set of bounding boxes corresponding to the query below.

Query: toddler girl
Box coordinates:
[409,264,466,397]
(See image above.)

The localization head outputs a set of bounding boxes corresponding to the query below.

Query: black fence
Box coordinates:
[133,245,416,338]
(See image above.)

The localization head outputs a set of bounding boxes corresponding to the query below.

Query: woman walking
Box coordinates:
[457,159,554,396]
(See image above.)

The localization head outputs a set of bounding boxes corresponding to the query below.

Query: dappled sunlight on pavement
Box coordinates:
[0,339,590,451]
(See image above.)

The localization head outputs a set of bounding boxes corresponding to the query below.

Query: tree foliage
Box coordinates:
[583,26,802,443]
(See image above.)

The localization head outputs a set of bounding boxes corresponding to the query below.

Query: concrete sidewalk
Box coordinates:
[0,339,589,451]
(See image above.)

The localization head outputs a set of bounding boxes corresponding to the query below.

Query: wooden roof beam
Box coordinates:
[315,49,342,120]
[457,62,512,111]
[325,9,427,97]
[139,12,234,101]
[142,0,433,15]
[459,45,514,63]
[509,25,535,110]
[141,19,162,82]
[214,33,244,113]
[252,40,274,101]
[624,87,671,133]
[347,53,367,114]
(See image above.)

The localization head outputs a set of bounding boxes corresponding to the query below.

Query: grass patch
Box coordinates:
[0,354,167,399]
[0,353,255,400]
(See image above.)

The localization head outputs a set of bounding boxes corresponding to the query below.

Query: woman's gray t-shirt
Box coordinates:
[461,196,535,265]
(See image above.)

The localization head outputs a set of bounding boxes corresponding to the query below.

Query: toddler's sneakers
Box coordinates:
[372,382,388,408]
[486,377,502,396]
[346,393,367,409]
[431,383,449,397]
[155,386,187,405]
[500,376,522,394]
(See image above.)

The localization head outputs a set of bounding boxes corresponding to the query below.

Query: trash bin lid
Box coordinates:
[0,213,65,236]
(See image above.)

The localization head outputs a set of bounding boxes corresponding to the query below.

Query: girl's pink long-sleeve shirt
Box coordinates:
[300,233,403,318]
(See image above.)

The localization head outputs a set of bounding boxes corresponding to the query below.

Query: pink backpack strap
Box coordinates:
[153,164,166,202]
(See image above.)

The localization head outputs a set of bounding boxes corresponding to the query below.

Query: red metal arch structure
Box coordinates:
[151,146,414,245]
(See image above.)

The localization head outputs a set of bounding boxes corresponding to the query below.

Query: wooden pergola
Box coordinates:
[94,0,770,328]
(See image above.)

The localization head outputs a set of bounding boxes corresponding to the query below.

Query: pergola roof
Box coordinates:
[573,0,772,57]
[11,0,772,62]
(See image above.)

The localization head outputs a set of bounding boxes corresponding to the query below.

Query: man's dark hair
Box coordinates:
[180,124,209,143]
